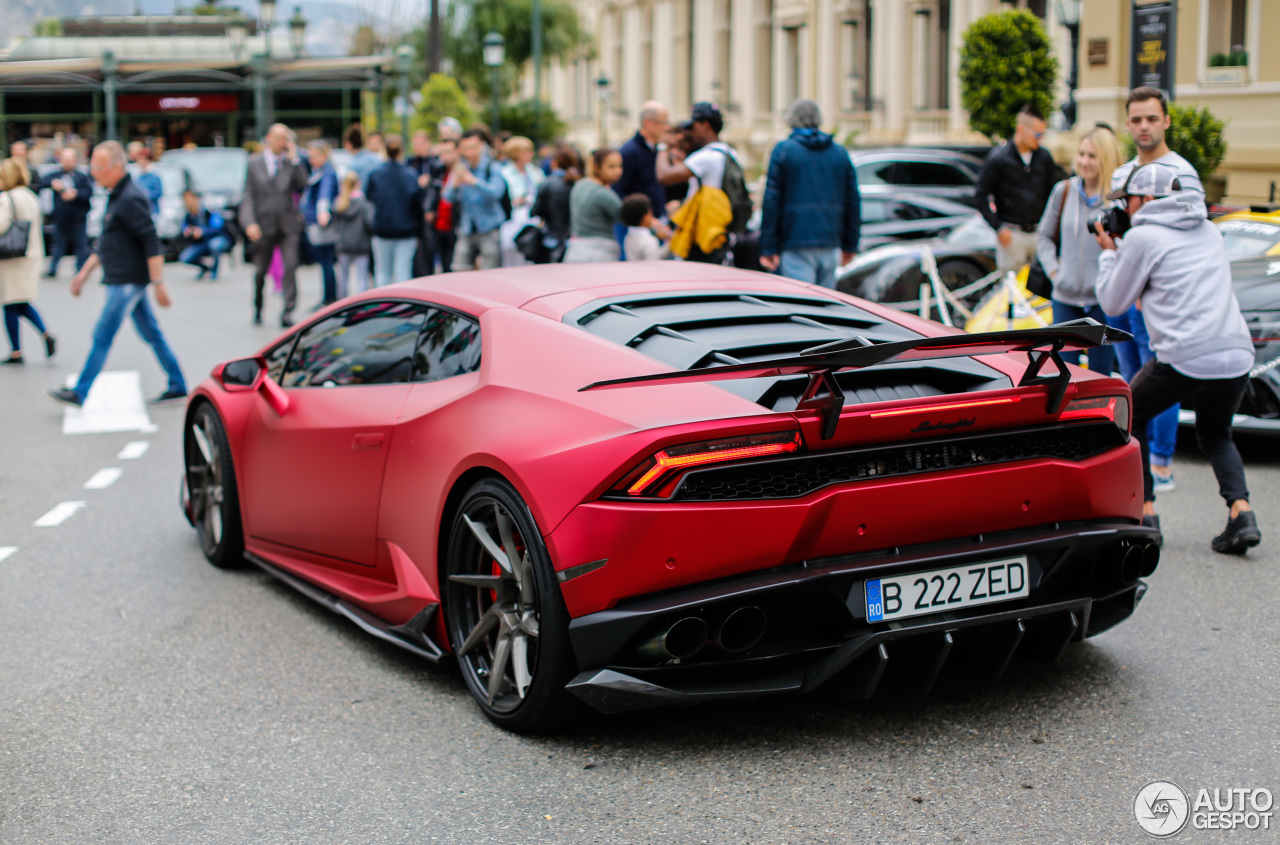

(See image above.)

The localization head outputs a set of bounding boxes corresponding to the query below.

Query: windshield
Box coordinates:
[150,165,188,196]
[943,215,996,249]
[161,150,248,193]
[1216,219,1280,260]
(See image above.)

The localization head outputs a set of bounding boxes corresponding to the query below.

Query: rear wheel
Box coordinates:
[443,478,579,732]
[185,403,245,569]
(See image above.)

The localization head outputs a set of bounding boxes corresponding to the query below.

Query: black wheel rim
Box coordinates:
[187,413,225,557]
[447,495,541,714]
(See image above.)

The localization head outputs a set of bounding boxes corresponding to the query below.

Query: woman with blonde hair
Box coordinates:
[1035,125,1122,375]
[330,169,373,297]
[499,135,545,266]
[0,156,54,363]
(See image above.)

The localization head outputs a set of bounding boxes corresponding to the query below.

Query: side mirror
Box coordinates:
[216,356,265,391]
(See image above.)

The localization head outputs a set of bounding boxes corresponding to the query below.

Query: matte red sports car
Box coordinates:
[181,262,1158,731]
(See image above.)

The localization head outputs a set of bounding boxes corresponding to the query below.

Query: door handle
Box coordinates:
[352,433,384,450]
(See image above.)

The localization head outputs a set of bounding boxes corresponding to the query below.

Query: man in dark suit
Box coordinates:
[240,123,307,326]
[38,148,93,277]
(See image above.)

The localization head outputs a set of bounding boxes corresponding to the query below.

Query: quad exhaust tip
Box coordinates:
[712,606,768,654]
[1119,545,1144,586]
[635,617,708,661]
[1140,543,1160,577]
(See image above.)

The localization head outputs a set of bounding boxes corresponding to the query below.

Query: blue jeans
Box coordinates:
[778,247,839,289]
[1051,300,1116,376]
[74,284,185,401]
[312,242,338,304]
[178,235,231,277]
[1109,306,1179,463]
[49,221,90,274]
[4,302,47,353]
[371,236,416,287]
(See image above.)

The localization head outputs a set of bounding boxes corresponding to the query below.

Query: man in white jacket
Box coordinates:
[1094,164,1259,554]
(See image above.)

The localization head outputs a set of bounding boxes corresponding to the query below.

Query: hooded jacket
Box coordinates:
[1096,190,1252,365]
[759,129,860,256]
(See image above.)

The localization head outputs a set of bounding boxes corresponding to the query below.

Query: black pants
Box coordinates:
[1130,358,1249,504]
[413,228,436,277]
[434,230,457,275]
[251,228,300,320]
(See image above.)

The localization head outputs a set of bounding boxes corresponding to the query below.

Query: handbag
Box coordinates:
[0,192,32,260]
[1025,179,1070,300]
[514,223,546,263]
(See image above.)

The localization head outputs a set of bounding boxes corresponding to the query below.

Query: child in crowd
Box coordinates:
[330,170,374,297]
[620,194,670,262]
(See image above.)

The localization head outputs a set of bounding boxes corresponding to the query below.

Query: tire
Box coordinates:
[937,260,984,303]
[185,403,245,569]
[443,478,580,732]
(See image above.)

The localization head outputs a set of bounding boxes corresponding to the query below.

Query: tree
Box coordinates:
[32,17,62,36]
[419,0,592,101]
[958,9,1059,141]
[413,74,478,135]
[1122,102,1228,187]
[497,100,567,146]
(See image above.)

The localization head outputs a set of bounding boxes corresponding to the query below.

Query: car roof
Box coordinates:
[851,148,984,168]
[378,262,852,318]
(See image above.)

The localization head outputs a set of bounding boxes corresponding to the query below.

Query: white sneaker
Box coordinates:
[1152,472,1176,493]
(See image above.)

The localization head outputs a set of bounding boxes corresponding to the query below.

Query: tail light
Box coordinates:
[610,430,803,499]
[1058,394,1130,435]
[1248,322,1280,345]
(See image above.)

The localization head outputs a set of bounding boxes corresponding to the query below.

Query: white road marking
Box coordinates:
[61,371,158,435]
[83,468,124,490]
[35,502,87,527]
[117,441,150,460]
[0,547,17,562]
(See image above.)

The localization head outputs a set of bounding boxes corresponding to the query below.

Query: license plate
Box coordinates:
[864,557,1029,623]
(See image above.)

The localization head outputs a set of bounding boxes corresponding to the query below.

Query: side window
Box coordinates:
[264,336,296,383]
[412,308,482,383]
[893,202,945,221]
[281,301,428,388]
[898,161,975,187]
[856,162,894,186]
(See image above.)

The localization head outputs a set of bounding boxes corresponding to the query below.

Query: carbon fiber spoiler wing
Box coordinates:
[580,320,1132,439]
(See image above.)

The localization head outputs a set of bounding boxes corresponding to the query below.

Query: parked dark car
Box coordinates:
[850,148,987,208]
[837,213,996,306]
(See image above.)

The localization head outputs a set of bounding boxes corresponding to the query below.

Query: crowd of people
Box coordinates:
[977,88,1260,554]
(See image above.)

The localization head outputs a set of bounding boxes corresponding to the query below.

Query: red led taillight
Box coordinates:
[1058,394,1130,434]
[869,396,1021,418]
[612,430,803,498]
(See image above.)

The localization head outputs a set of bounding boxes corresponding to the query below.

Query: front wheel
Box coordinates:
[185,403,245,569]
[443,478,580,732]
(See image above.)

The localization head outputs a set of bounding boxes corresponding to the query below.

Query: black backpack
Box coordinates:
[718,150,752,235]
[483,161,513,221]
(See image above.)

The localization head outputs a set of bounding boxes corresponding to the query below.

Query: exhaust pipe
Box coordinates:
[634,617,708,661]
[1119,545,1144,586]
[711,606,767,654]
[1140,542,1160,577]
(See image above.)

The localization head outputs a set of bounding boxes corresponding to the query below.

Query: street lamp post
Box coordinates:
[288,6,307,59]
[596,74,611,146]
[532,0,543,121]
[226,14,248,62]
[253,0,277,138]
[102,50,118,141]
[483,31,505,132]
[1053,0,1082,128]
[395,44,413,139]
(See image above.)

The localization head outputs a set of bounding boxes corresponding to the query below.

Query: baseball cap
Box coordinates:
[689,102,724,133]
[1106,164,1184,200]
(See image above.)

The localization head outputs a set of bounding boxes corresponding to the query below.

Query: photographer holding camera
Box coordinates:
[1094,164,1259,554]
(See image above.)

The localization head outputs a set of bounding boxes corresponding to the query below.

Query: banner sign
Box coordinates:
[1130,1,1176,97]
[117,93,241,113]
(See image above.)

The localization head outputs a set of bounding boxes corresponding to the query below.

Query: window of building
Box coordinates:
[282,301,429,388]
[674,0,693,116]
[611,10,626,111]
[714,0,732,109]
[912,8,933,111]
[782,25,803,107]
[1206,0,1249,61]
[641,5,655,102]
[755,0,774,114]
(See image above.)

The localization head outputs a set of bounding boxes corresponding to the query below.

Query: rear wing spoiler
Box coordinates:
[580,320,1132,439]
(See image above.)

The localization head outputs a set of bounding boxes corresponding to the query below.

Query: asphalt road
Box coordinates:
[1,260,1277,844]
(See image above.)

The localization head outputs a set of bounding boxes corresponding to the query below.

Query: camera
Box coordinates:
[1091,206,1132,239]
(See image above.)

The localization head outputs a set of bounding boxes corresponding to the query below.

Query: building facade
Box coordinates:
[0,16,398,158]
[540,0,1076,167]
[1077,0,1280,202]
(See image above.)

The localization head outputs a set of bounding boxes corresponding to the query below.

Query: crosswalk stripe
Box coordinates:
[0,547,17,562]
[35,502,87,527]
[61,371,157,435]
[84,468,124,490]
[118,441,150,460]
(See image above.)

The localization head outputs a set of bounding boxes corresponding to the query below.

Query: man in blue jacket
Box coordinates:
[445,130,507,271]
[38,148,93,277]
[758,100,860,288]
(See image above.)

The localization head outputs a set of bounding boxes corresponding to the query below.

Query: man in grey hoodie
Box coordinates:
[1095,164,1260,554]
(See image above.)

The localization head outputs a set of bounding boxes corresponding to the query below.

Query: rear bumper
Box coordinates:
[565,520,1158,713]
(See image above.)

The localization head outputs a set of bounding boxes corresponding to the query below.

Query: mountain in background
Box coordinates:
[0,0,373,57]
